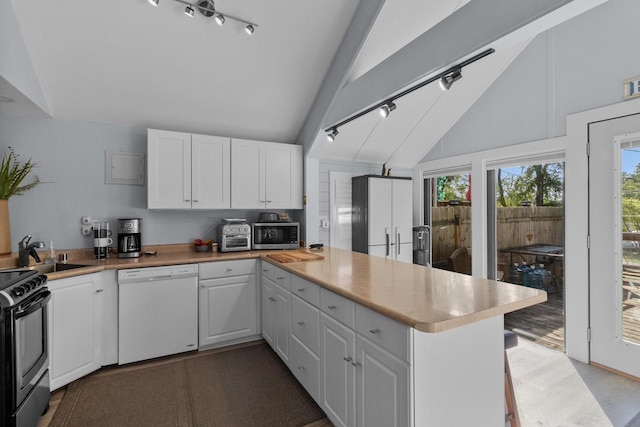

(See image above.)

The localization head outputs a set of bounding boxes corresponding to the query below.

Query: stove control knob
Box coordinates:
[12,287,24,297]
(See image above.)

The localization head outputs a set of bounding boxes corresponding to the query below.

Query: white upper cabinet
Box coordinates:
[148,129,230,209]
[231,139,303,209]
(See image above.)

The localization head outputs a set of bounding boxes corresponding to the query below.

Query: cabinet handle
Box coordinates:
[369,328,380,334]
[276,276,284,280]
[268,297,276,302]
[95,289,104,293]
[193,199,199,203]
[297,366,305,371]
[397,233,401,255]
[386,232,390,256]
[351,361,362,368]
[184,199,190,202]
[297,321,305,326]
[297,288,305,292]
[327,305,336,310]
[226,268,233,272]
[263,269,269,272]
[343,356,352,362]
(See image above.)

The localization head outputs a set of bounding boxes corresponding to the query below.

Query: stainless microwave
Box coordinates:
[251,222,300,250]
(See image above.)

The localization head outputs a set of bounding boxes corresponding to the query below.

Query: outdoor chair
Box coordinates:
[448,247,471,275]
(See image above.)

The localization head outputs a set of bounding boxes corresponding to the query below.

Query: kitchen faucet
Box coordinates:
[18,235,46,267]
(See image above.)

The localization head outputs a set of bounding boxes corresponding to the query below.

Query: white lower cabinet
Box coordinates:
[261,264,292,366]
[48,273,103,391]
[199,260,258,348]
[355,336,409,427]
[320,313,356,427]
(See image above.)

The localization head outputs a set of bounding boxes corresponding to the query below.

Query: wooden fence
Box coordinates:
[432,206,564,266]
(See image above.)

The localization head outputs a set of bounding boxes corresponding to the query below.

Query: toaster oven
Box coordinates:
[251,222,300,250]
[218,222,251,252]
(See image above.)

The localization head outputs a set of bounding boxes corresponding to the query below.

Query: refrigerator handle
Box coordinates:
[386,229,390,256]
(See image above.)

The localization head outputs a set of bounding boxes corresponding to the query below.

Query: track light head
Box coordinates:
[327,128,339,142]
[184,5,195,17]
[148,0,159,5]
[439,69,462,91]
[245,24,255,35]
[215,13,225,25]
[379,101,397,118]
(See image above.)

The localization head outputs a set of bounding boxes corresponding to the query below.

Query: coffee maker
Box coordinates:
[117,218,142,258]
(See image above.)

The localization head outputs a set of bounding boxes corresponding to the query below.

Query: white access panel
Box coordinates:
[118,265,198,364]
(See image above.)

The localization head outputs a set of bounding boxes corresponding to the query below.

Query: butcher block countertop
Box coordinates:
[0,245,545,333]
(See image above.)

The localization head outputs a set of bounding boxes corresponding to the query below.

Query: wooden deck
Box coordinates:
[505,290,565,352]
[505,287,640,353]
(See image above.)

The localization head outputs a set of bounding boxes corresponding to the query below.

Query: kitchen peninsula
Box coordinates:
[1,246,545,426]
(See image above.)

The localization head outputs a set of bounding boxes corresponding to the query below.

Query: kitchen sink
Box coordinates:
[26,263,90,274]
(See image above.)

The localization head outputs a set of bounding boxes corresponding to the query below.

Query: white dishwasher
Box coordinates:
[118,264,199,364]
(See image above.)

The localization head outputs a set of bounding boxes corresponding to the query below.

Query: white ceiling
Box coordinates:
[3,0,603,168]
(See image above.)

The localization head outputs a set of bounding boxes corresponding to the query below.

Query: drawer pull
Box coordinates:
[276,276,284,280]
[226,268,233,272]
[351,361,362,368]
[262,269,268,272]
[297,321,305,326]
[95,289,104,293]
[297,288,305,292]
[327,305,337,310]
[343,356,352,362]
[297,366,305,371]
[268,297,276,302]
[369,328,381,334]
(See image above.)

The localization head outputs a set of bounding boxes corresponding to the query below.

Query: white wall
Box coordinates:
[0,112,296,252]
[423,0,640,161]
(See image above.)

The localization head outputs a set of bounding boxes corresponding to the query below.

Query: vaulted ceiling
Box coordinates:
[1,0,607,168]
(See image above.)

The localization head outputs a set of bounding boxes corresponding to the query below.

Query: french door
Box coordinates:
[589,113,640,377]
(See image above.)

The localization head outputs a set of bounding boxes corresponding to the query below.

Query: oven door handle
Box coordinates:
[15,291,51,319]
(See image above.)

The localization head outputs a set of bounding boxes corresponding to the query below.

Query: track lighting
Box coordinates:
[323,49,494,139]
[379,101,396,118]
[149,0,258,35]
[327,128,339,142]
[439,69,462,91]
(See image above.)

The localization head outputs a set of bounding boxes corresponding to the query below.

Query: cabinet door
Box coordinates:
[231,139,265,208]
[261,278,276,348]
[394,242,413,264]
[355,336,409,427]
[192,134,231,209]
[275,283,291,366]
[320,314,356,427]
[199,274,257,347]
[148,129,191,209]
[392,179,413,245]
[48,274,102,391]
[367,178,393,247]
[265,143,303,209]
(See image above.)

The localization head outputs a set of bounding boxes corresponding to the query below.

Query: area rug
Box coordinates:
[49,343,325,427]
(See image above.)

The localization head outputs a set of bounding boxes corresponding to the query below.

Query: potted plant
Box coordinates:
[0,147,40,255]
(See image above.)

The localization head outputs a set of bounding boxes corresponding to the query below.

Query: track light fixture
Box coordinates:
[149,0,258,35]
[379,101,396,118]
[439,69,462,91]
[326,128,339,142]
[323,49,495,141]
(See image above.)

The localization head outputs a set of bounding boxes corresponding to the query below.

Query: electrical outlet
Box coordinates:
[81,216,92,225]
[81,225,92,236]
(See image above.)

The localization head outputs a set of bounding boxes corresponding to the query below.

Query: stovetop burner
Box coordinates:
[0,269,46,307]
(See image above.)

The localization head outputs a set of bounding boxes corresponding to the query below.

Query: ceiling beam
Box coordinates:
[324,0,607,129]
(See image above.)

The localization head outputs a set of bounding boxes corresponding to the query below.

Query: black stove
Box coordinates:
[0,269,47,307]
[1,268,51,427]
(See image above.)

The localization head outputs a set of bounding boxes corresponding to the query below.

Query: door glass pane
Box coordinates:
[620,143,640,345]
[427,173,472,275]
[494,162,565,352]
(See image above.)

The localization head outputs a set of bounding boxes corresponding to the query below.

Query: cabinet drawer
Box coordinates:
[291,335,320,402]
[320,289,355,329]
[355,304,410,362]
[291,276,320,307]
[291,295,320,355]
[261,262,291,291]
[199,259,256,279]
